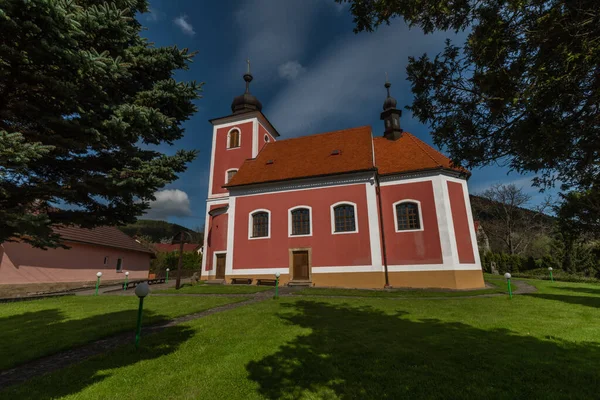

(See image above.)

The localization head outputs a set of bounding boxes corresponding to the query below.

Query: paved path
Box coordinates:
[0,280,535,389]
[74,278,189,296]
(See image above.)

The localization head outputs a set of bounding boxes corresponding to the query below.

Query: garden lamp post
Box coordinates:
[274,272,280,299]
[504,272,513,299]
[548,267,554,282]
[123,271,129,291]
[166,268,170,283]
[171,231,193,290]
[134,282,150,349]
[95,272,102,296]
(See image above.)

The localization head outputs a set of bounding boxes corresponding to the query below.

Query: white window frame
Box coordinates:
[225,168,238,184]
[226,127,241,149]
[288,205,313,237]
[264,134,269,143]
[393,199,425,232]
[248,209,271,240]
[330,201,359,235]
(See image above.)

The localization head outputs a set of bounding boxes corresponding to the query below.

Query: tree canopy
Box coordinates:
[338,0,599,191]
[0,0,202,247]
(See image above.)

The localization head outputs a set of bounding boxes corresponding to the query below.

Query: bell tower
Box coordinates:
[380,75,402,140]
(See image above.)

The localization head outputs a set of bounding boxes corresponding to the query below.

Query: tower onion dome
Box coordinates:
[231,66,263,114]
[382,80,397,110]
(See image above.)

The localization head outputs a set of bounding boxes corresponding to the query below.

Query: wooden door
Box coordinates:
[216,254,226,279]
[293,251,309,281]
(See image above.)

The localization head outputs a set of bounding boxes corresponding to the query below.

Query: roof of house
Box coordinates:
[224,126,468,188]
[373,132,468,176]
[225,126,376,187]
[53,226,154,254]
[153,243,201,253]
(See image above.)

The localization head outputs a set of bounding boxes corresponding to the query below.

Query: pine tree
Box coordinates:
[0,0,202,248]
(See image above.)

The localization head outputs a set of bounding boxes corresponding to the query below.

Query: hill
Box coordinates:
[118,220,202,244]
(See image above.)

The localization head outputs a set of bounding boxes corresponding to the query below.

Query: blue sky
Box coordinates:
[139,0,556,229]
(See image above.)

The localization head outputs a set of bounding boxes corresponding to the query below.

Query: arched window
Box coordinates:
[251,210,269,238]
[264,134,269,142]
[394,201,423,231]
[225,169,237,184]
[332,203,357,233]
[228,129,240,148]
[290,207,311,236]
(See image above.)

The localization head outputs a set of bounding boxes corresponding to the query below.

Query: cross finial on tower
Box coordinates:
[246,58,251,74]
[384,72,391,97]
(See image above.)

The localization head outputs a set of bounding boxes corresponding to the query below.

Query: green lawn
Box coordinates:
[0,295,248,371]
[2,278,600,399]
[156,285,274,294]
[293,273,507,297]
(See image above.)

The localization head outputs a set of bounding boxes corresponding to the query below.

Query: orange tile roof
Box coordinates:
[225,126,376,187]
[373,132,469,176]
[225,127,468,188]
[53,226,154,254]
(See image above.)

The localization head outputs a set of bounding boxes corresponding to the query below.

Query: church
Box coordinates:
[201,68,484,289]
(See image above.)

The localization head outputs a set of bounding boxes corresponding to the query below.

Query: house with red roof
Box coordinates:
[201,72,484,289]
[1,226,153,291]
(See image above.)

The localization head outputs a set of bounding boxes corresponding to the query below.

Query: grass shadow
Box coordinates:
[524,293,600,308]
[247,301,600,399]
[552,286,600,295]
[0,324,194,399]
[0,308,174,371]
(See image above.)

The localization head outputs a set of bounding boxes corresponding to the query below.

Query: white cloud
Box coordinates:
[232,1,323,81]
[265,23,446,137]
[145,189,192,220]
[278,61,306,80]
[174,15,195,36]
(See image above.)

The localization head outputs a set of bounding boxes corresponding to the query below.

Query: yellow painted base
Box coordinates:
[203,269,485,290]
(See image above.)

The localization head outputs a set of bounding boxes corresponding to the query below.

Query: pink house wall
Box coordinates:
[447,181,476,263]
[0,241,151,284]
[233,184,372,269]
[380,181,443,265]
[212,121,254,196]
[205,205,229,272]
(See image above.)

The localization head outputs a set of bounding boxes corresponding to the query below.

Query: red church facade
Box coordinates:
[201,72,484,289]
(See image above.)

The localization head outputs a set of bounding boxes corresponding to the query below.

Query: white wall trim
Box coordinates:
[226,264,479,275]
[200,206,211,275]
[380,169,464,184]
[212,117,256,130]
[207,125,218,198]
[226,126,241,150]
[229,172,374,197]
[248,208,271,240]
[392,199,425,232]
[225,196,236,275]
[380,176,435,186]
[441,176,460,266]
[288,205,313,237]
[364,181,383,269]
[252,120,258,157]
[330,201,359,235]
[225,168,238,185]
[431,176,454,267]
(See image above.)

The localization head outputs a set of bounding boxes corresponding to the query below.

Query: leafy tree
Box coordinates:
[338,0,600,191]
[0,0,202,248]
[472,184,551,255]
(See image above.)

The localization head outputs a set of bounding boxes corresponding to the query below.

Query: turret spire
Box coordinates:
[231,60,262,114]
[380,75,402,140]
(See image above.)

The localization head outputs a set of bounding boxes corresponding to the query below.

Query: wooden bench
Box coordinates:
[256,279,277,286]
[123,280,144,290]
[231,278,253,285]
[123,278,165,290]
[147,278,166,285]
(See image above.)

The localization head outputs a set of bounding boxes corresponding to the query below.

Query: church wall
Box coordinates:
[211,121,254,196]
[379,180,443,265]
[232,183,372,271]
[204,205,229,272]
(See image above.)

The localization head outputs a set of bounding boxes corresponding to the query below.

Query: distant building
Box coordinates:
[200,70,484,290]
[153,243,202,254]
[1,226,153,286]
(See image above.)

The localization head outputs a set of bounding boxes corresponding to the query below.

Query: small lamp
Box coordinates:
[123,271,130,291]
[548,267,554,282]
[274,272,281,299]
[134,282,150,348]
[95,272,103,296]
[166,268,170,283]
[504,273,513,299]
